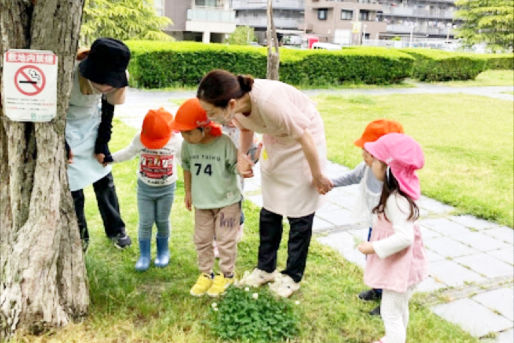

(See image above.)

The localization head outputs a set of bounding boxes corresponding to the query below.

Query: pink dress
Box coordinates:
[233,79,327,218]
[364,214,428,293]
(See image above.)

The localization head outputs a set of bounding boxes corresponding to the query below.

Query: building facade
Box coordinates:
[377,0,456,41]
[303,0,457,46]
[304,0,386,45]
[161,0,236,43]
[231,0,305,43]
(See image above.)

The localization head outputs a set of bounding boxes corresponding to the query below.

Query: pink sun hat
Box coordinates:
[364,133,425,200]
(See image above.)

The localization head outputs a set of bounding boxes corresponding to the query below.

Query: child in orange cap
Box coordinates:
[330,119,404,316]
[172,98,242,297]
[110,108,182,271]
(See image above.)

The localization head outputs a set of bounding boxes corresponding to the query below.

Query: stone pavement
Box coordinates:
[243,163,513,343]
[115,87,513,343]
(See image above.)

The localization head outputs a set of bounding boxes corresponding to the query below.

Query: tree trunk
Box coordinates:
[0,0,88,339]
[266,0,280,80]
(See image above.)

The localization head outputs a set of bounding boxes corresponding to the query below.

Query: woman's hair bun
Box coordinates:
[237,75,254,93]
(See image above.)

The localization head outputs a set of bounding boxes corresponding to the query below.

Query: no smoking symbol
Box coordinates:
[14,65,46,96]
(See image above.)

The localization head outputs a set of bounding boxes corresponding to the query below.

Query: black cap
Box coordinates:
[79,38,131,88]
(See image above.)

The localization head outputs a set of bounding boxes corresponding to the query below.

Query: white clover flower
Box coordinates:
[252,293,259,300]
[213,307,218,311]
[211,302,218,308]
[244,287,250,292]
[295,300,300,305]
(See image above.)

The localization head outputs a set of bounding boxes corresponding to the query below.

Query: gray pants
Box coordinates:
[137,179,176,240]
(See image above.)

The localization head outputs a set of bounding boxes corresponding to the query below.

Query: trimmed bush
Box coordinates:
[479,53,514,70]
[401,48,486,81]
[126,41,414,88]
[127,41,267,88]
[280,47,414,85]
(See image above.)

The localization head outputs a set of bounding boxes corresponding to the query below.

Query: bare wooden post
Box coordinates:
[0,0,89,339]
[266,0,280,80]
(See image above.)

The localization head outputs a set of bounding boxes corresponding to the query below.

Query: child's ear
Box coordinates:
[204,126,212,134]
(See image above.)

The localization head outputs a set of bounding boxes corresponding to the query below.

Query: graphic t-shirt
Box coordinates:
[112,133,182,186]
[181,134,241,209]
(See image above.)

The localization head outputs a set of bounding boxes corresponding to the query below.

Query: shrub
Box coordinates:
[401,48,486,81]
[126,41,414,88]
[479,53,514,70]
[208,287,299,342]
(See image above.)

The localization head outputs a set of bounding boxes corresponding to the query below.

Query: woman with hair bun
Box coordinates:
[197,69,332,297]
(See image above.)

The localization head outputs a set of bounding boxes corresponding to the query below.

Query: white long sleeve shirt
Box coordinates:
[372,194,415,259]
[112,133,182,186]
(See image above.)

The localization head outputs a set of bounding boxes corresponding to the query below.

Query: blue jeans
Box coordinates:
[137,179,176,241]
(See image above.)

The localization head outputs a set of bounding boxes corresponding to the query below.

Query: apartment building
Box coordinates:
[304,0,387,45]
[231,0,305,43]
[377,0,456,40]
[160,0,236,43]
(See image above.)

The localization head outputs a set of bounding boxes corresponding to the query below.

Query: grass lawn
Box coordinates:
[317,93,513,227]
[428,69,513,87]
[13,121,478,342]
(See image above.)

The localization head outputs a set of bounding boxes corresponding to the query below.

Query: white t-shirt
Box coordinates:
[112,133,182,186]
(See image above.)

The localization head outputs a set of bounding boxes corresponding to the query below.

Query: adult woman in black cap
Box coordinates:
[66,37,132,250]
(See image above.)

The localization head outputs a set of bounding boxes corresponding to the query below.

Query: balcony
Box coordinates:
[386,24,450,35]
[186,8,236,33]
[381,7,455,19]
[236,15,303,29]
[232,0,304,10]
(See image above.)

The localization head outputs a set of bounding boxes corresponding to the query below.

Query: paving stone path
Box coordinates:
[116,86,513,342]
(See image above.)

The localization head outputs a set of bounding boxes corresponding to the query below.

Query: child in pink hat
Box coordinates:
[357,133,428,343]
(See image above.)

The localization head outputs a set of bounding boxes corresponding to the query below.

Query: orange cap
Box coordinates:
[171,98,222,136]
[140,108,173,149]
[354,119,404,148]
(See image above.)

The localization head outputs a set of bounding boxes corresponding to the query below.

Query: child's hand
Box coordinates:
[237,152,254,178]
[358,242,375,255]
[184,192,192,211]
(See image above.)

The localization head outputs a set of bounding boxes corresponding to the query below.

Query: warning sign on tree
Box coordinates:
[2,49,58,122]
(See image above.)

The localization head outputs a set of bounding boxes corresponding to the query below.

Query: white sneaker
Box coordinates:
[269,274,300,298]
[239,268,276,287]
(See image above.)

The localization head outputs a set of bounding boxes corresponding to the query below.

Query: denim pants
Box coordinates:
[71,172,126,242]
[257,207,314,283]
[137,179,176,241]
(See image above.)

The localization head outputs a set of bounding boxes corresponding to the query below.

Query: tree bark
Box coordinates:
[0,0,88,339]
[266,0,280,80]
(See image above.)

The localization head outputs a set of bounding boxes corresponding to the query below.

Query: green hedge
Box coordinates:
[401,48,486,81]
[126,41,508,88]
[126,41,414,88]
[479,53,514,70]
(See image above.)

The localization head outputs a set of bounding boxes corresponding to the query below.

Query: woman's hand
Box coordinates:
[95,153,109,167]
[237,152,254,178]
[184,192,192,211]
[67,149,73,164]
[358,242,375,255]
[313,174,333,195]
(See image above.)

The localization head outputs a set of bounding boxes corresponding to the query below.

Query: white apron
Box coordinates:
[65,68,111,191]
[234,79,327,218]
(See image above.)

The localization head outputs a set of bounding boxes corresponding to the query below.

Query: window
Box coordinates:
[318,9,327,20]
[341,10,353,20]
[359,10,370,21]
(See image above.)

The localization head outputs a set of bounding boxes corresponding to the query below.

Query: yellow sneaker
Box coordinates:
[206,273,235,297]
[190,273,213,297]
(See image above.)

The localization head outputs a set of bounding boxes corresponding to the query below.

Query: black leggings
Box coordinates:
[257,207,314,283]
[71,172,126,242]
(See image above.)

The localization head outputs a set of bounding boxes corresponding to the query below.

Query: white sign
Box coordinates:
[2,49,58,122]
